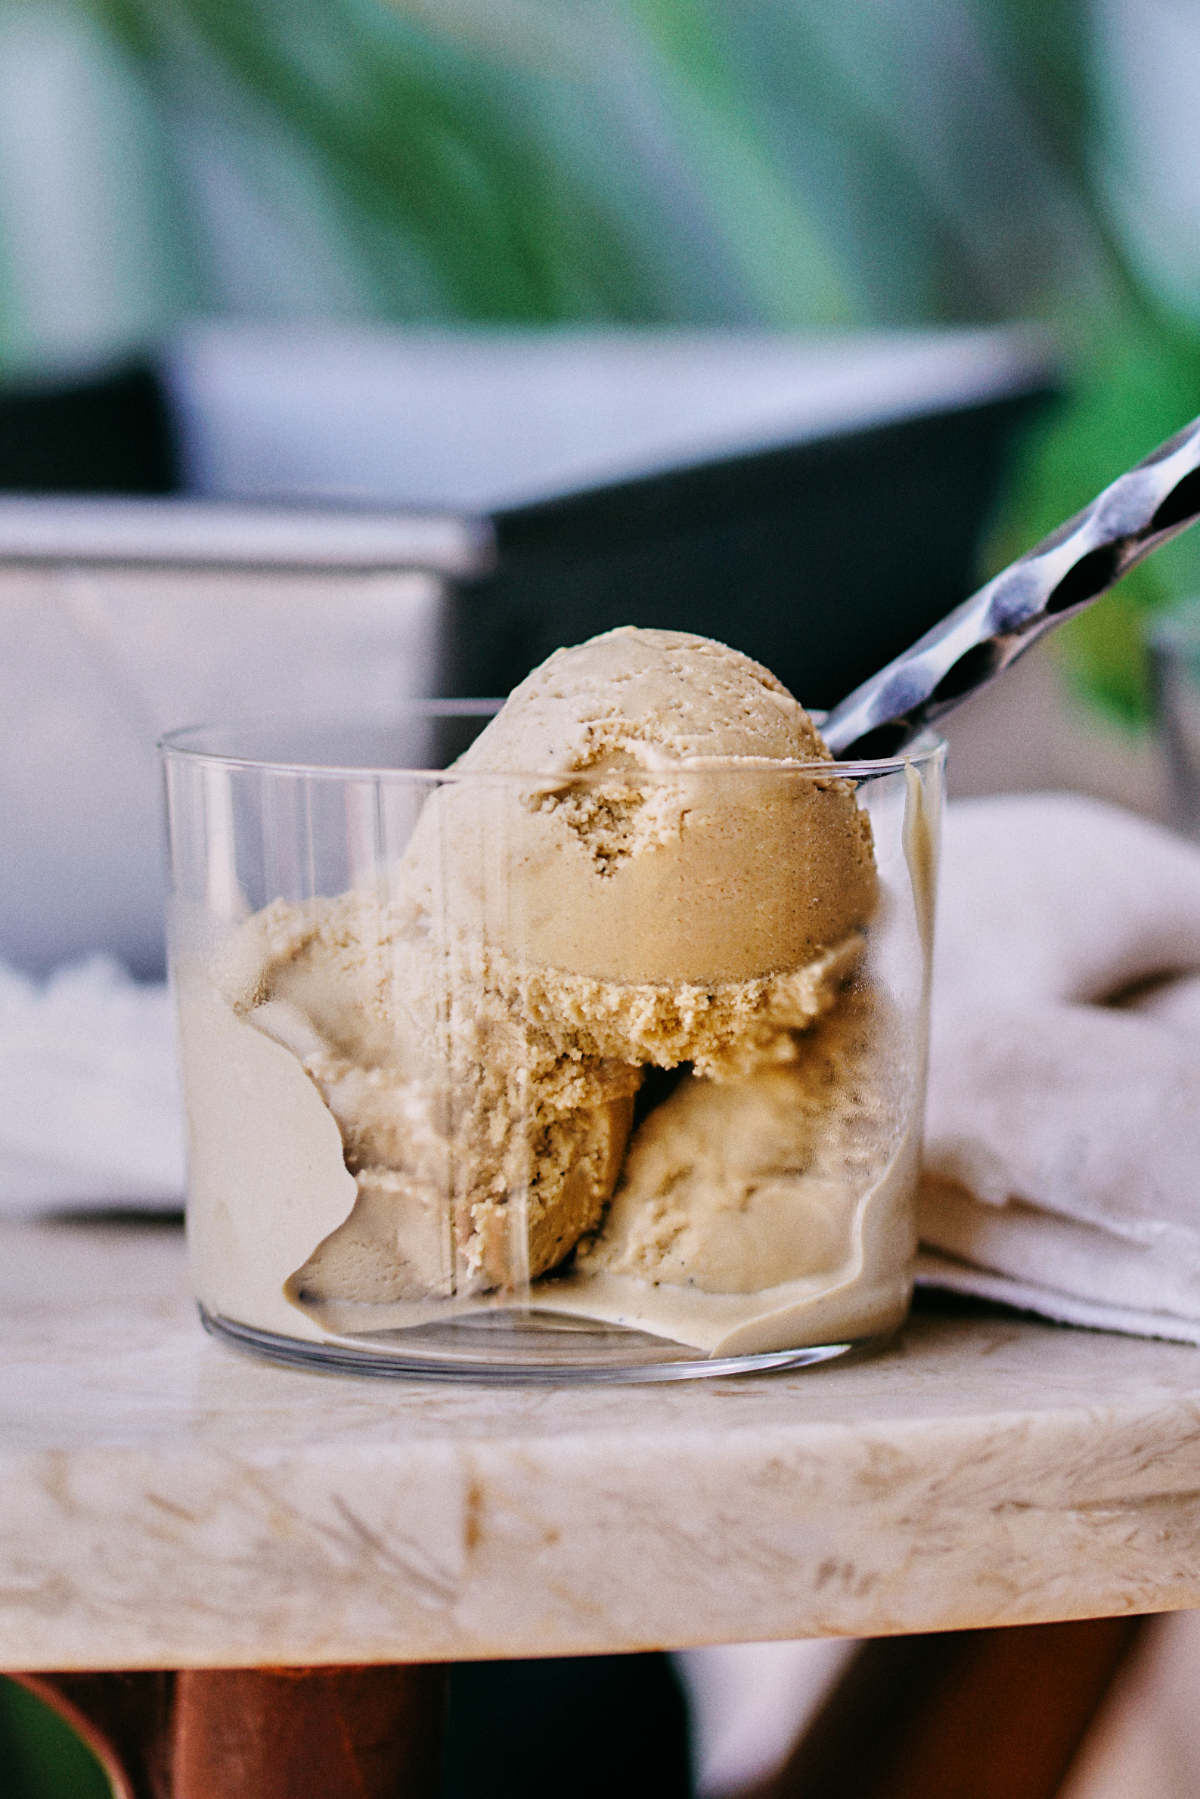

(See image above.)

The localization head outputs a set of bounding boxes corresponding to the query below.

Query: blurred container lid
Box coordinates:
[161,321,1054,512]
[0,492,490,577]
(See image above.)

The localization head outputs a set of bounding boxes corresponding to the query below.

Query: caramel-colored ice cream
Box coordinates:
[416,624,876,984]
[177,627,923,1356]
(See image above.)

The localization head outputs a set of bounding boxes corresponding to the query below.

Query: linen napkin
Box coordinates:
[0,956,184,1211]
[917,793,1200,1342]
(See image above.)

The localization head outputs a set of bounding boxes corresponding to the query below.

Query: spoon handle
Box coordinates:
[822,413,1200,758]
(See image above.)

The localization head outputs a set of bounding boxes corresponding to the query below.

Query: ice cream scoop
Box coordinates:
[410,626,877,985]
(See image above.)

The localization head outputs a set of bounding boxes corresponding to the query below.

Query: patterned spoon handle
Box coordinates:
[822,413,1200,758]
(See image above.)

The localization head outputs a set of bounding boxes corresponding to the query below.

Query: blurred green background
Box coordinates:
[3,1,1200,1790]
[1,0,1199,722]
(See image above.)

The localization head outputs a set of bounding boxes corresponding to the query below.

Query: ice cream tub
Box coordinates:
[162,629,944,1379]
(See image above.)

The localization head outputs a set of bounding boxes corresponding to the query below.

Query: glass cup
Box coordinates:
[162,709,944,1381]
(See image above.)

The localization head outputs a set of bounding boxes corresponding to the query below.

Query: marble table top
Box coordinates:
[4,1215,1200,1670]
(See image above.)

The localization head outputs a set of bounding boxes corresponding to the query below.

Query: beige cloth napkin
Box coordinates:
[918,793,1200,1342]
[0,956,184,1211]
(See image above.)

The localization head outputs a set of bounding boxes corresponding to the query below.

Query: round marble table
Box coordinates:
[3,1214,1198,1794]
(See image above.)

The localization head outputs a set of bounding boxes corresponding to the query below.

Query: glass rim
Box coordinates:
[158,706,946,782]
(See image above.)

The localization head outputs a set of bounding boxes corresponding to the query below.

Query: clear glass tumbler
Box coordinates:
[162,710,944,1381]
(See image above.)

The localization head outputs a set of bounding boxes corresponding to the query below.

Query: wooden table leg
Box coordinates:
[9,1664,448,1799]
[760,1616,1148,1799]
[173,1666,447,1798]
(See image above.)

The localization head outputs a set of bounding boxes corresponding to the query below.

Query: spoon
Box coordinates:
[822,413,1200,758]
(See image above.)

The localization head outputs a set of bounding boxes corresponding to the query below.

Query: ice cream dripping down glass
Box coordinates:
[162,630,944,1380]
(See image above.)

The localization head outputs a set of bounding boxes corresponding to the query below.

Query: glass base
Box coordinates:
[199,1303,887,1383]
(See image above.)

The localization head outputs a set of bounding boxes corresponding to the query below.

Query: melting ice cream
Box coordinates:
[176,627,927,1356]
